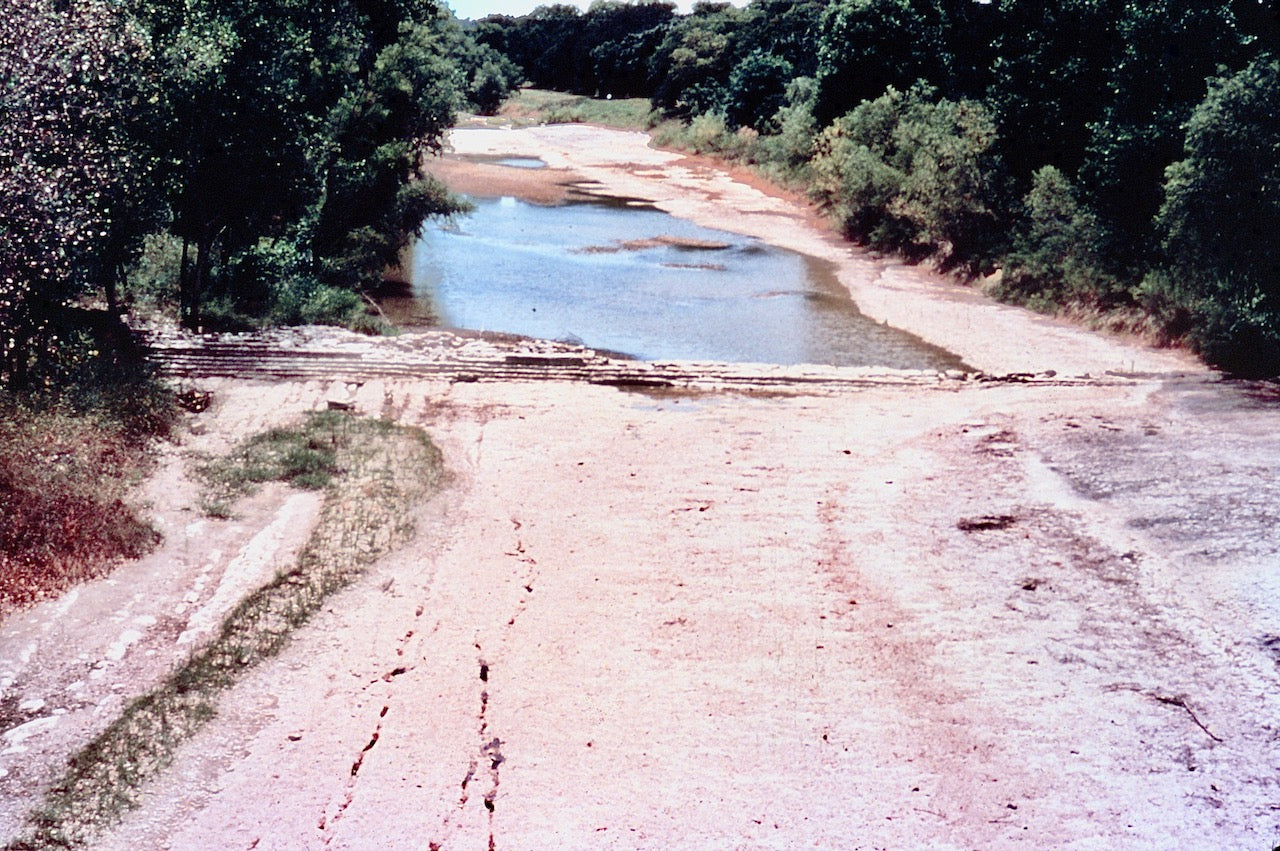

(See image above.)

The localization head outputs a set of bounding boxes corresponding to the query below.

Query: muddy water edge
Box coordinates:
[391,156,967,372]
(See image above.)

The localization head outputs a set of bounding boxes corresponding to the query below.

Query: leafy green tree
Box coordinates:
[649,5,744,116]
[0,0,160,387]
[813,0,951,125]
[723,51,795,132]
[448,24,524,113]
[129,0,471,325]
[1233,0,1280,55]
[139,0,326,326]
[734,0,829,79]
[1153,55,1280,373]
[1081,0,1245,268]
[315,15,466,290]
[509,5,587,91]
[583,0,678,96]
[755,76,821,170]
[933,0,999,99]
[986,0,1125,183]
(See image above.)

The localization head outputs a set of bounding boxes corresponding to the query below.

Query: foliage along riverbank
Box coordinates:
[0,0,523,393]
[0,0,519,610]
[473,0,1280,377]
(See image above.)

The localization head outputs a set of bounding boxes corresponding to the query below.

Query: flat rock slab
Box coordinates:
[93,376,1280,849]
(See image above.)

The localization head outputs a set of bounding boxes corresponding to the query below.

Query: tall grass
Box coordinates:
[497,87,657,130]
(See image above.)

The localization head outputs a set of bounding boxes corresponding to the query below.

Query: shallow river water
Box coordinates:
[390,191,965,370]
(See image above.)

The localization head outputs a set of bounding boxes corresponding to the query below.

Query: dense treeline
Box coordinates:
[480,0,1280,375]
[0,0,521,390]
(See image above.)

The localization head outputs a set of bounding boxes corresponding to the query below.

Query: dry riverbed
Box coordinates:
[3,125,1280,849]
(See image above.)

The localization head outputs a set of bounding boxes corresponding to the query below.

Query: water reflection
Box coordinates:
[389,195,966,370]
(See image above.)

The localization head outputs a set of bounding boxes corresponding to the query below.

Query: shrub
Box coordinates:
[122,233,184,313]
[1158,58,1280,288]
[755,77,820,177]
[809,82,1005,273]
[0,374,175,612]
[995,166,1123,310]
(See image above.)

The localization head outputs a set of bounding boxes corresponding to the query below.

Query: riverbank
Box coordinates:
[428,123,1203,378]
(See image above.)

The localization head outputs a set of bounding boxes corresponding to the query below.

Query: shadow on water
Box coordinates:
[382,194,968,371]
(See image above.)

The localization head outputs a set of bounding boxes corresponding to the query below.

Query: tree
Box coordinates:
[723,51,794,132]
[511,5,587,90]
[734,0,829,79]
[583,0,677,96]
[0,0,160,387]
[986,0,1125,183]
[450,33,523,114]
[1233,0,1280,56]
[1081,0,1245,269]
[813,0,951,125]
[649,5,744,116]
[314,14,467,290]
[1154,56,1280,372]
[140,0,329,326]
[128,0,472,325]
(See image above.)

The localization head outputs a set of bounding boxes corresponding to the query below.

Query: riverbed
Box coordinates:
[6,124,1279,850]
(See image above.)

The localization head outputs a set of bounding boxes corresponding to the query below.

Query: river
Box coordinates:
[386,163,966,371]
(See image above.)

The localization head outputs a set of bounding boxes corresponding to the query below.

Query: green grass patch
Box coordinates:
[498,87,657,130]
[6,413,443,850]
[193,410,365,516]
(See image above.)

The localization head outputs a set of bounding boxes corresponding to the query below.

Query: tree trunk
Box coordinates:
[179,235,191,327]
[190,224,214,332]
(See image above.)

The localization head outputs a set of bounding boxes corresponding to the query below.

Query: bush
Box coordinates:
[1157,59,1280,303]
[754,77,820,177]
[809,82,1005,273]
[269,277,370,330]
[0,374,175,612]
[1138,268,1280,377]
[123,233,184,313]
[1119,56,1280,375]
[995,166,1124,310]
[652,112,760,161]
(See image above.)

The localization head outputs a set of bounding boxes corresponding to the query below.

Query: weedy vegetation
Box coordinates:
[0,373,176,616]
[497,87,657,131]
[193,410,352,517]
[6,412,444,850]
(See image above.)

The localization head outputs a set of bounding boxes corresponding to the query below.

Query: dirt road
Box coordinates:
[4,125,1280,848]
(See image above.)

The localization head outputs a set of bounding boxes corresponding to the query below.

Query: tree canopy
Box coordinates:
[1,0,517,388]
[5,0,1279,377]
[477,0,1280,373]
